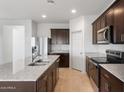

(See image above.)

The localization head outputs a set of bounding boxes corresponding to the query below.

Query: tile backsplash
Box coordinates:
[52,44,69,51]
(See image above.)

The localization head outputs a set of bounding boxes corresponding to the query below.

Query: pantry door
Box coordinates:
[71,31,83,71]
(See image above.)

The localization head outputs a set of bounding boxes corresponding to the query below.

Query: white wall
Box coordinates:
[12,26,25,74]
[2,26,13,64]
[84,15,99,53]
[0,19,32,65]
[37,23,69,38]
[32,21,37,37]
[0,31,2,64]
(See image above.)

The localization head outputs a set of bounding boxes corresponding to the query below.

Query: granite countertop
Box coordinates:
[100,64,124,83]
[0,55,60,82]
[85,52,106,58]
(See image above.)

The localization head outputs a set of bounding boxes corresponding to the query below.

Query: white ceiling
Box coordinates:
[0,0,114,23]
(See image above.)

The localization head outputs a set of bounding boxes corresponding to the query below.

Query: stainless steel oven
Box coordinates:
[97,26,113,44]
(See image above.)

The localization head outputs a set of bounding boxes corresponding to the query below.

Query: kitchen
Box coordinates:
[0,0,124,92]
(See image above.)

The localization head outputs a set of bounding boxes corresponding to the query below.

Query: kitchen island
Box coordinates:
[0,55,60,92]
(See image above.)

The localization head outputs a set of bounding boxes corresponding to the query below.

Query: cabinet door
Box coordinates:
[100,15,106,28]
[96,18,101,31]
[86,57,90,76]
[106,8,114,26]
[92,22,97,44]
[52,68,57,89]
[47,72,53,92]
[56,30,64,44]
[100,74,111,92]
[59,53,69,67]
[51,29,57,44]
[56,59,60,80]
[64,29,69,44]
[37,76,47,92]
[114,0,124,43]
[89,61,98,87]
[100,67,123,92]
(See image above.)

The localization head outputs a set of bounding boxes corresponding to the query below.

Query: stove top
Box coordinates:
[91,50,124,64]
[91,57,124,64]
[91,57,108,64]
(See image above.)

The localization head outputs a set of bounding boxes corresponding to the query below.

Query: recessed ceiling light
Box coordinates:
[42,15,47,18]
[71,9,77,14]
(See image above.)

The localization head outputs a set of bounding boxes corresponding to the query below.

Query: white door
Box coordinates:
[71,31,83,71]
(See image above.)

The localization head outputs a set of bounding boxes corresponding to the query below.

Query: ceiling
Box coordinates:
[0,0,115,23]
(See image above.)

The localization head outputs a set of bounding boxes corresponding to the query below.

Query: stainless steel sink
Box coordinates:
[28,58,50,66]
[28,62,48,66]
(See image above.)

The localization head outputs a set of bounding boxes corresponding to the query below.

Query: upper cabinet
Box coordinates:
[100,15,106,29]
[92,0,124,44]
[113,0,124,43]
[106,8,114,27]
[51,29,69,45]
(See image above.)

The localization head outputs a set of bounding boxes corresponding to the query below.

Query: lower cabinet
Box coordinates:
[50,53,69,67]
[47,72,53,92]
[86,56,124,92]
[37,58,59,92]
[86,56,90,76]
[59,53,69,67]
[37,75,47,92]
[100,67,123,92]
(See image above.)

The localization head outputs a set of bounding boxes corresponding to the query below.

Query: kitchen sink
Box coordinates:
[28,62,48,66]
[36,59,49,63]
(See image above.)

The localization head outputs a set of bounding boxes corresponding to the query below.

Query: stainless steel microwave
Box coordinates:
[97,26,113,44]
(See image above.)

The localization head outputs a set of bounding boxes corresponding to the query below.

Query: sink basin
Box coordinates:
[28,62,48,66]
[35,59,49,63]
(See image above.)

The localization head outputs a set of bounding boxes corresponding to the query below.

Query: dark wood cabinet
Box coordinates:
[113,0,124,43]
[47,71,53,92]
[100,67,123,92]
[96,18,101,31]
[106,8,114,27]
[92,0,124,44]
[60,53,69,67]
[86,56,90,76]
[37,75,47,92]
[64,29,69,44]
[92,22,97,44]
[51,29,69,45]
[100,15,106,28]
[50,53,69,68]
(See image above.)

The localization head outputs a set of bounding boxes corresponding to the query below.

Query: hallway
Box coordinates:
[54,68,94,92]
